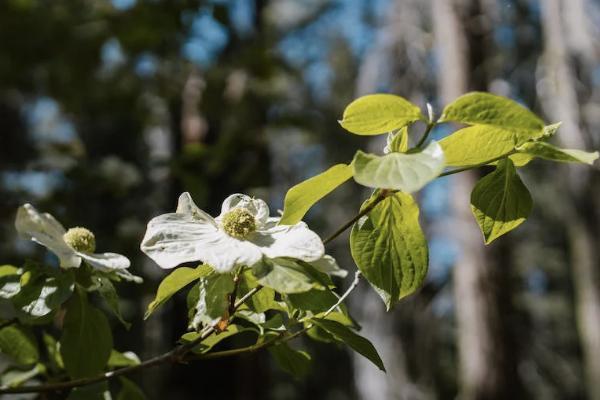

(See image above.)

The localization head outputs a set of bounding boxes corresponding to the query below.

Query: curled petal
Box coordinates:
[141,213,262,272]
[311,255,348,278]
[176,192,216,226]
[15,204,80,268]
[78,252,130,271]
[219,194,270,227]
[252,223,324,262]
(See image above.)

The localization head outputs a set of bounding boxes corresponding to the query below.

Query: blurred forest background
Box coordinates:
[1,0,599,399]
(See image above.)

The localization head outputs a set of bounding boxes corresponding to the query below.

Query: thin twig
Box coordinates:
[323,190,390,245]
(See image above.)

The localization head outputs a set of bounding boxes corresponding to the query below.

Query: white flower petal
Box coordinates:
[15,204,80,268]
[311,255,348,278]
[176,192,217,226]
[219,194,269,227]
[252,222,324,262]
[78,252,130,271]
[141,213,262,272]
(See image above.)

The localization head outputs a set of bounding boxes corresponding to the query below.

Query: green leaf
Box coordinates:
[268,343,311,378]
[280,164,353,225]
[252,258,324,294]
[385,127,409,153]
[516,142,599,165]
[287,289,338,313]
[352,141,445,192]
[340,94,424,135]
[542,122,562,138]
[0,325,39,366]
[0,265,18,277]
[439,92,544,134]
[350,193,428,309]
[439,126,521,167]
[312,319,385,371]
[470,158,533,244]
[181,324,256,354]
[1,363,45,388]
[189,273,235,330]
[145,264,212,319]
[43,332,64,370]
[107,350,140,368]
[67,382,111,400]
[60,291,113,379]
[97,278,130,329]
[117,377,146,400]
[14,272,74,318]
[240,270,284,313]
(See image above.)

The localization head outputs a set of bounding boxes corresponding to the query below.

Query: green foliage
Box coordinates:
[312,319,385,371]
[252,258,326,294]
[339,94,424,135]
[97,278,130,329]
[352,141,445,192]
[239,270,284,313]
[0,90,596,395]
[439,92,544,134]
[280,164,353,225]
[145,265,212,319]
[67,382,111,400]
[516,142,599,165]
[268,343,312,378]
[0,325,39,366]
[439,126,518,167]
[350,193,428,309]
[182,325,257,354]
[117,377,146,400]
[471,159,533,244]
[13,272,74,319]
[60,291,113,379]
[190,273,235,329]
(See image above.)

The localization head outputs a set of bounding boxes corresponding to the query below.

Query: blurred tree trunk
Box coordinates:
[539,1,600,398]
[140,96,174,396]
[432,0,523,399]
[352,1,432,399]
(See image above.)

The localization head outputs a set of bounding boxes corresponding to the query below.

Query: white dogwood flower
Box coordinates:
[141,192,326,273]
[15,204,130,271]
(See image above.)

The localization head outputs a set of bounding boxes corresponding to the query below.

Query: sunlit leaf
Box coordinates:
[340,94,423,135]
[145,264,212,319]
[350,193,428,309]
[352,141,445,192]
[470,158,532,244]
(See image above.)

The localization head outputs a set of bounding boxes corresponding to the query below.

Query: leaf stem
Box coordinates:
[437,151,516,178]
[323,190,390,245]
[415,120,436,149]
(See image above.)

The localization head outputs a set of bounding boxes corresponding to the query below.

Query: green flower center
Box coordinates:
[63,227,96,253]
[221,208,256,239]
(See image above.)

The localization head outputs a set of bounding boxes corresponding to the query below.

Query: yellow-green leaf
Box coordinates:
[440,92,544,134]
[0,326,39,366]
[340,94,424,135]
[352,141,445,193]
[517,142,598,165]
[350,193,428,309]
[280,164,353,225]
[470,158,532,244]
[439,126,520,167]
[145,264,212,319]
